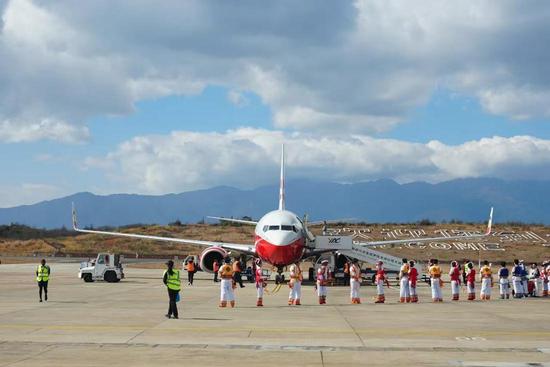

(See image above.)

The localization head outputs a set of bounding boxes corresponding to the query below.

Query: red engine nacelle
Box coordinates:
[199,247,227,273]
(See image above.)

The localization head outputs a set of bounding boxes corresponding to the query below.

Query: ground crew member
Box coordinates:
[498,261,510,299]
[350,259,361,304]
[512,259,524,298]
[529,263,542,297]
[219,257,235,307]
[213,260,219,282]
[480,260,493,300]
[466,262,476,301]
[288,262,303,305]
[317,260,330,304]
[255,258,265,307]
[375,261,390,303]
[36,259,51,302]
[233,257,245,288]
[163,260,180,319]
[449,261,461,301]
[343,261,350,286]
[187,259,195,286]
[409,260,418,303]
[399,258,410,303]
[429,259,443,302]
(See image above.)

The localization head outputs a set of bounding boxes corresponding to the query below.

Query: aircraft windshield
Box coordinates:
[262,225,297,232]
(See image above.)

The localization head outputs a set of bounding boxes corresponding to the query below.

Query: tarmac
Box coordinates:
[1,262,549,366]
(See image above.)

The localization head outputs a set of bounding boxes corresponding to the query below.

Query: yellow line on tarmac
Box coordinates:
[1,324,549,338]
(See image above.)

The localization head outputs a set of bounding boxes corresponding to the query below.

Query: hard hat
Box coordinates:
[321,259,329,265]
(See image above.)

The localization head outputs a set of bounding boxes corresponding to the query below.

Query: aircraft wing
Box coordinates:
[356,207,494,247]
[72,205,255,255]
[207,216,258,225]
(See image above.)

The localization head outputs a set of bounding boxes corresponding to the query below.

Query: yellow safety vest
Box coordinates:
[36,265,50,282]
[164,270,181,291]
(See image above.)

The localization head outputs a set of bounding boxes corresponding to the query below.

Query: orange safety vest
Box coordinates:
[187,261,195,272]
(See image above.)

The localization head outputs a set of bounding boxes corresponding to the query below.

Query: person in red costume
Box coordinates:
[408,260,419,303]
[375,261,390,303]
[466,262,476,301]
[449,261,461,301]
[255,258,266,307]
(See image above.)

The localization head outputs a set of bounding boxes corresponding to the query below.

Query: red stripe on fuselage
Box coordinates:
[255,236,304,267]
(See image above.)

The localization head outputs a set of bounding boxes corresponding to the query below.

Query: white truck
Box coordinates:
[79,253,124,283]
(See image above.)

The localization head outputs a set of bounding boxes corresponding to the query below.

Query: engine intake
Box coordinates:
[199,247,227,273]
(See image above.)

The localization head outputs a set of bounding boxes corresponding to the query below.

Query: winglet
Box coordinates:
[278,144,285,211]
[485,207,493,235]
[71,202,78,231]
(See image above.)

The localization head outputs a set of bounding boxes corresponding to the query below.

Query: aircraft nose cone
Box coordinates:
[268,231,297,246]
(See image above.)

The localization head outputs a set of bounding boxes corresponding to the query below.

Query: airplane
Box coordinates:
[72,145,494,280]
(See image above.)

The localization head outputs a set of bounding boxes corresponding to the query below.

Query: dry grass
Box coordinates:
[0,223,548,264]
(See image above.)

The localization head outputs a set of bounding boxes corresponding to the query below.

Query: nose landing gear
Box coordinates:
[274,265,285,284]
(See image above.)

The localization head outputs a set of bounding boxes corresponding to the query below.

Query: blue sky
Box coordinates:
[1,1,550,207]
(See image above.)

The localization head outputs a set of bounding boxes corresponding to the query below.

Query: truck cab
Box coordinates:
[79,253,124,283]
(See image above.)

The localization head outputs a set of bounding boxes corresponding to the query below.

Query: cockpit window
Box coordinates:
[268,225,280,231]
[281,225,293,231]
[262,225,268,232]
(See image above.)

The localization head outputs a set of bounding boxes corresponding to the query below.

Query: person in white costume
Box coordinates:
[399,258,410,303]
[288,263,303,306]
[349,259,362,304]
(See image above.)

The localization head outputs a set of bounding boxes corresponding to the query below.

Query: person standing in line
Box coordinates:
[409,260,419,303]
[233,257,245,288]
[512,259,524,298]
[462,259,469,285]
[520,260,529,297]
[498,261,510,299]
[186,258,195,286]
[529,263,542,297]
[466,262,476,301]
[349,259,362,304]
[449,261,461,301]
[375,261,390,304]
[213,260,219,282]
[219,258,236,308]
[479,260,493,301]
[288,262,303,305]
[399,258,410,303]
[429,259,443,303]
[254,259,265,307]
[163,260,180,319]
[343,261,350,286]
[36,259,51,303]
[316,260,330,304]
[543,261,550,297]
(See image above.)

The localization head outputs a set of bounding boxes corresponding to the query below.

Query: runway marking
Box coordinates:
[0,341,548,354]
[456,337,487,341]
[1,324,549,338]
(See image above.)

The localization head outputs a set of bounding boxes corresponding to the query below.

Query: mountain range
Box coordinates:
[0,178,549,229]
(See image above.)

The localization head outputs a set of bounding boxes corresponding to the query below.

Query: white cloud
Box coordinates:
[84,129,550,194]
[227,90,249,107]
[1,0,549,142]
[0,118,89,143]
[0,183,66,208]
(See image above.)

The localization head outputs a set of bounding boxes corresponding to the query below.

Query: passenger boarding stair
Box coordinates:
[340,244,402,271]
